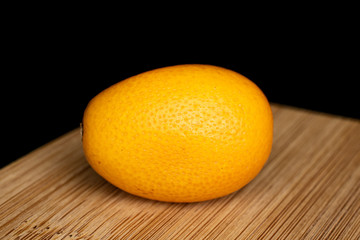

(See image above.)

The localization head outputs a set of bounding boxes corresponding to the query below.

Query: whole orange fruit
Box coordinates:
[82,64,273,202]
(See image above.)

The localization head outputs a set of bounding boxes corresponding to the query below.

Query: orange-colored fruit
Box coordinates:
[82,64,273,202]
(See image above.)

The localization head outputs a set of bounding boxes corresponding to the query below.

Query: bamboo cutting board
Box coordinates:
[1,104,359,240]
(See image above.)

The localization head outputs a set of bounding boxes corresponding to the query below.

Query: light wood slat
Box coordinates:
[1,104,359,239]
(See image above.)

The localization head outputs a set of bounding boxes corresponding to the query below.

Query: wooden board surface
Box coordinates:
[1,104,360,240]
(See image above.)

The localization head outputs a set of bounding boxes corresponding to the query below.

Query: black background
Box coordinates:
[2,28,358,168]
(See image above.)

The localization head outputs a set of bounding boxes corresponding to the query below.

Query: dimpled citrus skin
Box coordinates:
[82,64,273,202]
